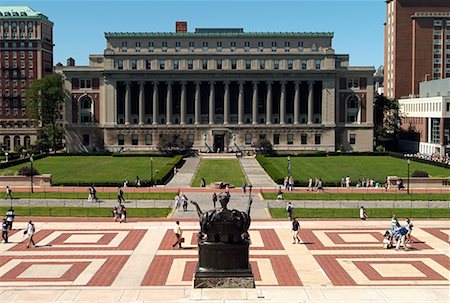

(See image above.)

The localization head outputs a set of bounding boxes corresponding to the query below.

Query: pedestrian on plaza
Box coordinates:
[394,225,409,251]
[112,207,118,222]
[135,176,141,187]
[316,178,324,192]
[5,186,13,200]
[291,217,301,244]
[120,206,127,223]
[174,193,181,210]
[123,180,129,188]
[25,220,35,248]
[307,176,312,191]
[341,177,345,187]
[117,202,124,222]
[276,186,283,200]
[391,214,399,230]
[87,187,93,202]
[200,178,206,188]
[345,176,351,188]
[283,177,289,190]
[286,201,294,221]
[182,194,188,212]
[242,182,246,195]
[117,186,125,203]
[91,185,98,203]
[212,192,218,208]
[288,176,294,191]
[172,221,183,249]
[5,207,15,230]
[359,206,367,221]
[404,218,413,243]
[2,219,8,243]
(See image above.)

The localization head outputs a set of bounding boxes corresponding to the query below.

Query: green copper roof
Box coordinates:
[105,32,334,38]
[0,6,52,23]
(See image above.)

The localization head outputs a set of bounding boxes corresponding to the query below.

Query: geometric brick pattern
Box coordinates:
[421,228,450,243]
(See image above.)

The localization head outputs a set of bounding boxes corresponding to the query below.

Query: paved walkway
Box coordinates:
[165,157,200,188]
[0,219,447,302]
[239,157,277,188]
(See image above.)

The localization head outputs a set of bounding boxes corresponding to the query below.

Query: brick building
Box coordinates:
[384,0,450,99]
[0,6,53,151]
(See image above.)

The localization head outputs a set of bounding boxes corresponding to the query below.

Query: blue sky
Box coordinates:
[2,0,385,68]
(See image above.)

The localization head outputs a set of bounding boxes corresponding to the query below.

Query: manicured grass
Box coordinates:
[0,155,182,185]
[262,192,450,201]
[8,192,175,200]
[0,206,171,218]
[257,155,450,185]
[192,159,247,187]
[269,208,450,219]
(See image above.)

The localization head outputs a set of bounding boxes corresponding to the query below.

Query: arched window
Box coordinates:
[24,136,31,149]
[13,136,21,148]
[79,96,93,123]
[3,136,10,151]
[80,96,92,109]
[346,95,360,123]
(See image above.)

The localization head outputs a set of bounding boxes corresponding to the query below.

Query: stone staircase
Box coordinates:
[198,152,237,159]
[165,157,200,188]
[239,157,277,188]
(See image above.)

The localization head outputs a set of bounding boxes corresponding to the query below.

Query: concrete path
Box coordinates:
[239,157,277,188]
[165,157,200,188]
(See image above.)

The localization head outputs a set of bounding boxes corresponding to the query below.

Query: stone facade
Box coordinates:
[58,26,374,153]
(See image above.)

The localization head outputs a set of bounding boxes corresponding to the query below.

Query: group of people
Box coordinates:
[383,214,414,250]
[354,178,379,188]
[112,202,127,223]
[2,207,15,244]
[412,152,450,166]
[283,176,295,191]
[307,176,324,192]
[174,192,189,212]
[87,186,99,203]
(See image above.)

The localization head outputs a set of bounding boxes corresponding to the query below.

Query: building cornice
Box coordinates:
[105,32,334,39]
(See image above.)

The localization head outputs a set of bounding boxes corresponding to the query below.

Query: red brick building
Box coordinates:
[0,6,53,151]
[384,0,450,99]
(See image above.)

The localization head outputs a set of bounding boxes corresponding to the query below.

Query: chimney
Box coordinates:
[67,57,75,66]
[176,21,187,33]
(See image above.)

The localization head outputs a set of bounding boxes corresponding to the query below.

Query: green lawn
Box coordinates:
[257,155,450,185]
[269,208,450,219]
[0,155,181,185]
[262,192,450,201]
[0,206,171,218]
[8,192,175,200]
[192,159,247,187]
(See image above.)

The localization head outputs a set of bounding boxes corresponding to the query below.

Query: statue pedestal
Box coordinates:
[193,241,255,288]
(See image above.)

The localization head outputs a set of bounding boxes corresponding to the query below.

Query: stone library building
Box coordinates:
[58,22,374,153]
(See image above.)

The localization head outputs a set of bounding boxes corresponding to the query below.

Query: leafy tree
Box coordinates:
[253,138,274,155]
[157,134,193,155]
[373,95,402,149]
[26,73,64,153]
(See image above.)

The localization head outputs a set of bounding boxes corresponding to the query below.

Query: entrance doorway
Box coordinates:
[213,134,225,153]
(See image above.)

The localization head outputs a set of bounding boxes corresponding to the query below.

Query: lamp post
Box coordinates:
[407,158,411,195]
[150,157,153,187]
[30,155,34,193]
[287,156,291,178]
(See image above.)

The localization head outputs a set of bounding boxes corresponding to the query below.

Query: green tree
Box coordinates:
[157,134,193,155]
[374,95,402,149]
[26,73,64,153]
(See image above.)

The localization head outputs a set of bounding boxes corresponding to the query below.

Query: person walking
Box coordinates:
[200,178,206,188]
[120,206,127,223]
[172,221,183,249]
[26,220,36,248]
[307,177,312,191]
[241,182,247,195]
[117,186,125,203]
[391,214,399,230]
[5,186,13,200]
[212,192,218,208]
[359,206,367,221]
[291,217,301,244]
[405,218,413,243]
[276,186,283,200]
[2,219,8,243]
[286,201,294,221]
[87,187,93,202]
[174,193,181,211]
[112,207,119,222]
[5,207,15,230]
[181,194,188,212]
[135,176,141,187]
[91,186,98,203]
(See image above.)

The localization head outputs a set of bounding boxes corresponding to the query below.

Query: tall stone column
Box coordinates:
[279,81,286,124]
[266,81,272,124]
[223,81,230,124]
[307,81,314,125]
[112,80,117,124]
[194,81,201,125]
[209,81,215,125]
[138,81,145,125]
[166,81,172,125]
[180,81,187,125]
[125,81,131,125]
[252,81,258,124]
[238,81,244,125]
[293,81,300,124]
[152,81,159,125]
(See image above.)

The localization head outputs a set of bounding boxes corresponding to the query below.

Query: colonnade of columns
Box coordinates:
[114,80,323,125]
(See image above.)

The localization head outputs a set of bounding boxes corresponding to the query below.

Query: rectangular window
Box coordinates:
[245,59,251,70]
[132,134,138,145]
[314,134,321,145]
[148,42,154,52]
[301,134,307,145]
[118,134,125,145]
[202,60,208,70]
[146,60,151,70]
[159,60,165,70]
[117,59,123,70]
[287,134,294,145]
[135,42,141,52]
[245,134,252,145]
[217,41,222,49]
[145,134,152,145]
[202,41,208,51]
[259,59,265,70]
[82,134,90,146]
[349,134,356,145]
[298,41,304,51]
[231,59,237,70]
[121,41,127,52]
[230,41,236,51]
[258,41,264,51]
[271,41,277,52]
[173,59,179,70]
[315,59,321,70]
[273,134,280,145]
[287,59,293,70]
[301,59,307,69]
[175,41,181,50]
[188,59,193,70]
[274,60,279,70]
[131,59,137,70]
[244,41,250,52]
[216,59,222,70]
